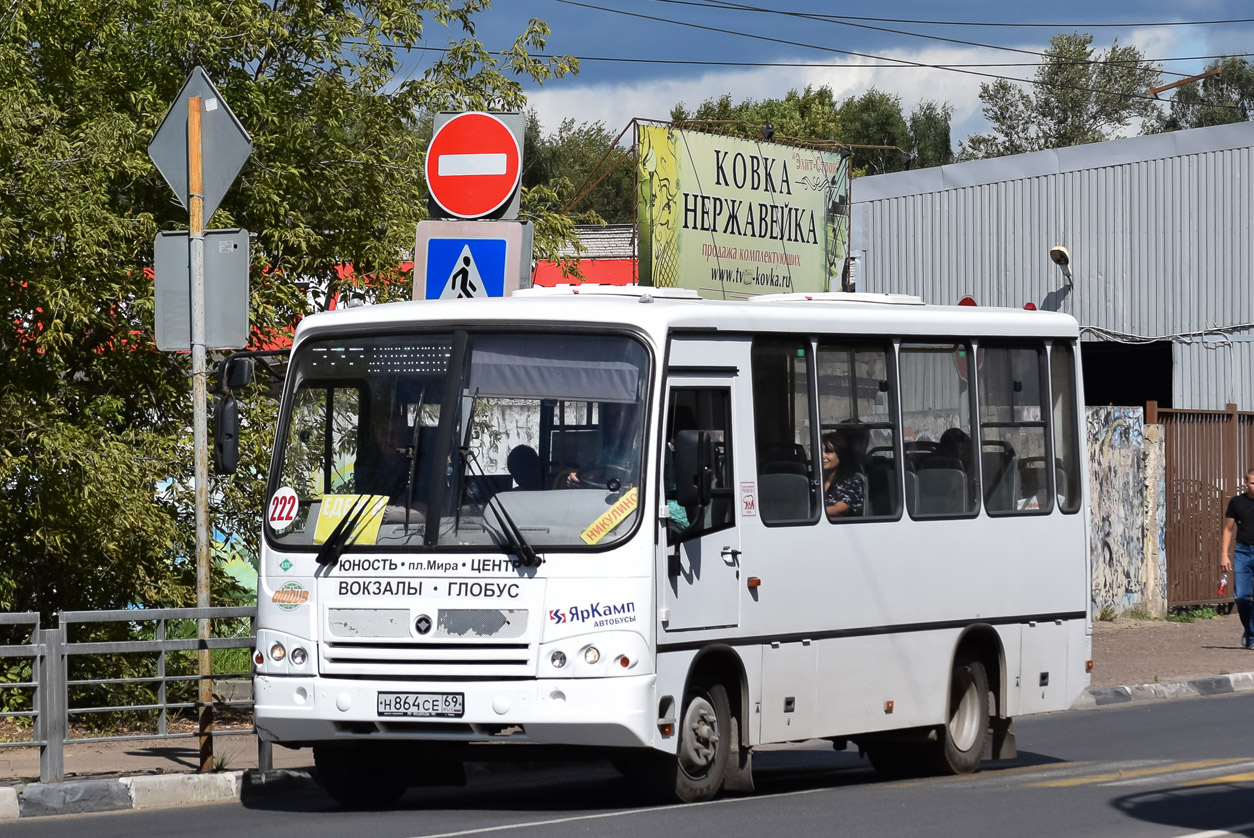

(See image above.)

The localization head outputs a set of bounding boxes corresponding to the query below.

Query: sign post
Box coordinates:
[149,67,252,773]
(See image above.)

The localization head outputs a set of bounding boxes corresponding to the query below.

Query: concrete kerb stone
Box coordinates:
[1,786,19,821]
[1072,670,1254,710]
[124,771,244,809]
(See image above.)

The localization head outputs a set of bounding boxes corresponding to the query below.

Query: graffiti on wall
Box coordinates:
[1088,406,1166,615]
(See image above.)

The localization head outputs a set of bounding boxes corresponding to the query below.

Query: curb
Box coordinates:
[1,769,316,821]
[1072,670,1254,709]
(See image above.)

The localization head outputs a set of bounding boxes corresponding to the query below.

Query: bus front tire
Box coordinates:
[672,681,731,802]
[313,742,409,808]
[931,655,989,775]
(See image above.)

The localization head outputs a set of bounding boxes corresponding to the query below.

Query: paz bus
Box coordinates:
[253,286,1091,806]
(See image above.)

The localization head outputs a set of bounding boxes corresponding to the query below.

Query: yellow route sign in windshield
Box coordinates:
[580,488,639,545]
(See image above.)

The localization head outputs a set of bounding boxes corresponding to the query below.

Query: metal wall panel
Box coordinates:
[852,123,1254,410]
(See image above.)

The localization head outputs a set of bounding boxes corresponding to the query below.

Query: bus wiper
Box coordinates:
[404,387,427,534]
[315,494,373,566]
[460,446,543,569]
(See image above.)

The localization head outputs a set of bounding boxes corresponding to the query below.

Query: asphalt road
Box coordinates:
[10,693,1254,838]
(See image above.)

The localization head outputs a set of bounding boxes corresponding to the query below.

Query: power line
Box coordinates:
[646,0,1198,77]
[548,0,1174,105]
[647,0,1254,29]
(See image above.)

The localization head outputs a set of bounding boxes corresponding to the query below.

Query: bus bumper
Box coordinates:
[255,673,659,749]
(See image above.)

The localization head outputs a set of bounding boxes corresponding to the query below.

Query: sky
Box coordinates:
[435,0,1254,149]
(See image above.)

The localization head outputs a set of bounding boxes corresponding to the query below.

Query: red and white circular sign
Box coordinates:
[425,112,522,219]
[267,486,299,533]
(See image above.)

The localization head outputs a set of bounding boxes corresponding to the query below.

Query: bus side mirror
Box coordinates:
[674,430,714,509]
[214,394,240,475]
[224,357,254,392]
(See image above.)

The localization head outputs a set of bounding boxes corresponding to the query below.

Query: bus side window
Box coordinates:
[900,342,979,519]
[1050,342,1083,513]
[751,338,818,525]
[978,343,1047,515]
[816,342,899,520]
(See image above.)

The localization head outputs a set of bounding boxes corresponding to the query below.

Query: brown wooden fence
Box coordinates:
[1148,401,1254,606]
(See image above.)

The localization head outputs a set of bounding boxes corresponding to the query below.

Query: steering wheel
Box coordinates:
[575,464,631,491]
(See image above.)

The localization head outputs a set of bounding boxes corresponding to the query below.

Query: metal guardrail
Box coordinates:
[0,607,270,783]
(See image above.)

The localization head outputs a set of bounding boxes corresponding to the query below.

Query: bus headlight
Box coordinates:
[550,650,567,668]
[269,642,287,662]
[290,647,308,666]
[583,646,600,665]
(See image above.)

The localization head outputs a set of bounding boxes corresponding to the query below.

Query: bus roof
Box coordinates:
[292,287,1080,349]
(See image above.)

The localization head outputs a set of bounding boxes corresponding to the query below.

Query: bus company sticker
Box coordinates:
[272,581,309,611]
[740,482,757,517]
[268,487,299,532]
[580,487,639,545]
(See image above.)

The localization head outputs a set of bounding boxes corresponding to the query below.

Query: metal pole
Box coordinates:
[188,96,215,772]
[37,626,66,784]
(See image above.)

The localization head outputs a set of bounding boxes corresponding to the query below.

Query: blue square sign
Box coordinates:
[424,237,508,300]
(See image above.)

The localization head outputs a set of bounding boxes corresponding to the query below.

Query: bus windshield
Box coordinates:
[269,330,651,553]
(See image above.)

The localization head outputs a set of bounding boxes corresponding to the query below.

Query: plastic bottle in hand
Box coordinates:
[1218,572,1229,596]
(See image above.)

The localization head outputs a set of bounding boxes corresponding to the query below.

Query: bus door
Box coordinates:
[661,374,740,631]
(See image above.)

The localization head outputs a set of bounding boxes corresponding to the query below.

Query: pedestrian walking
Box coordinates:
[1220,468,1254,649]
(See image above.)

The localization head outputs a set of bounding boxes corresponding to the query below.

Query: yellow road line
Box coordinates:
[1033,758,1245,787]
[1180,771,1254,787]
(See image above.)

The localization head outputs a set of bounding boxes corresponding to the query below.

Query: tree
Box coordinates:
[836,88,909,174]
[1148,57,1254,132]
[0,0,575,618]
[670,85,843,144]
[523,112,636,224]
[908,101,956,169]
[960,33,1161,160]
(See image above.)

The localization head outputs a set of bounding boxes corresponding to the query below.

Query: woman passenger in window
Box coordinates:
[821,431,864,517]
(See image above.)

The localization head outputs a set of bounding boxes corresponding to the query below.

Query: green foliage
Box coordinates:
[1098,603,1117,621]
[670,85,843,144]
[1148,57,1254,132]
[960,33,1161,160]
[1126,604,1157,621]
[0,0,576,619]
[1166,606,1220,623]
[524,112,636,224]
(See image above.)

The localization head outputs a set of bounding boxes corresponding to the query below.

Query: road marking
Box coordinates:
[1031,758,1243,787]
[1175,822,1254,838]
[402,784,842,838]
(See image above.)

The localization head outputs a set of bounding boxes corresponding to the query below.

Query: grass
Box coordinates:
[1098,604,1118,622]
[1166,606,1220,623]
[1126,605,1158,621]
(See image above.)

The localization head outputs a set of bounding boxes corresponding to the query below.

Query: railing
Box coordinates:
[0,607,269,783]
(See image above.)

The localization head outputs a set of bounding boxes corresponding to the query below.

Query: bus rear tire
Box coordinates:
[930,655,989,775]
[314,742,409,808]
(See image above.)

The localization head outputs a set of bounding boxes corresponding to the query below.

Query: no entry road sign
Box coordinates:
[425,112,522,219]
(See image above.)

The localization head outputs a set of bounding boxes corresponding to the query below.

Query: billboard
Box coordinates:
[636,125,850,299]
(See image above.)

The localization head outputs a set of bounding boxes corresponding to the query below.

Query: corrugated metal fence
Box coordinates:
[1149,401,1254,606]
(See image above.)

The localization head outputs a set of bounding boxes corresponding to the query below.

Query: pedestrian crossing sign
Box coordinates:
[424,238,507,300]
[414,219,534,301]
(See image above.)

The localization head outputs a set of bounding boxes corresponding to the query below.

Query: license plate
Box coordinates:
[377,691,464,718]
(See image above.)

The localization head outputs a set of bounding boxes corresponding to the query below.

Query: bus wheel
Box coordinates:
[314,742,409,808]
[932,654,989,775]
[672,681,731,802]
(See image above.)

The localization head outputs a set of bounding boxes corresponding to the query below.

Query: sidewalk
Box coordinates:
[3,611,1253,819]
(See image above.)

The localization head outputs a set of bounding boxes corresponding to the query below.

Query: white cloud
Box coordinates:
[525,25,1204,149]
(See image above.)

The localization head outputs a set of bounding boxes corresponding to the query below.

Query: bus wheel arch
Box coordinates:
[934,625,1004,774]
[677,645,751,799]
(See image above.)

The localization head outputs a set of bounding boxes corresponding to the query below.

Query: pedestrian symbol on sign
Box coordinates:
[441,245,485,299]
